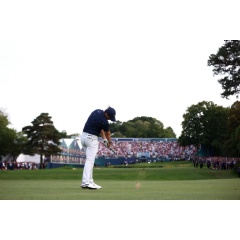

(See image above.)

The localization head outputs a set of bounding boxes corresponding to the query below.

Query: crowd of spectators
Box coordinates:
[0,161,40,170]
[97,139,197,160]
[49,139,198,163]
[192,156,240,170]
[2,139,239,169]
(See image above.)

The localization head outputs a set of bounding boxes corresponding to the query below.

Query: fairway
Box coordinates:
[1,162,240,200]
[1,179,240,200]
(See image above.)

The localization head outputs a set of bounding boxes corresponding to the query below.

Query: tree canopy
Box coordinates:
[178,100,240,157]
[0,109,15,157]
[208,40,240,99]
[178,101,229,156]
[222,101,240,157]
[0,109,26,159]
[110,116,176,138]
[22,113,62,168]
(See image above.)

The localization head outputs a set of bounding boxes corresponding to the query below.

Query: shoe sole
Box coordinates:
[81,186,98,190]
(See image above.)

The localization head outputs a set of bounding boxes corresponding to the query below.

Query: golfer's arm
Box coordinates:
[100,129,112,143]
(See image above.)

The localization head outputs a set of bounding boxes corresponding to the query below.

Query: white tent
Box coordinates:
[61,138,82,149]
[16,154,40,163]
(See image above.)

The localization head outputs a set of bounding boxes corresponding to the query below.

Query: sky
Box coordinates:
[1,0,239,234]
[0,0,239,138]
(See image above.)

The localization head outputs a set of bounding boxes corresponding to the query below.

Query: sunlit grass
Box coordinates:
[1,161,239,200]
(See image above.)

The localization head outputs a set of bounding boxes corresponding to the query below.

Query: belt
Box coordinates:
[83,132,98,138]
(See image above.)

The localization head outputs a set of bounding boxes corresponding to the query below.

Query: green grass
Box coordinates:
[1,179,239,200]
[1,161,239,200]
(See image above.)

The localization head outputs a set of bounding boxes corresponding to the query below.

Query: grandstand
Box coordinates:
[49,137,198,168]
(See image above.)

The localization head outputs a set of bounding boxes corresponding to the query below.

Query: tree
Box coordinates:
[109,121,125,137]
[0,109,16,157]
[178,101,229,156]
[22,113,62,168]
[201,103,228,155]
[222,101,240,157]
[226,100,240,133]
[208,40,240,99]
[178,102,206,153]
[110,117,176,138]
[164,127,176,138]
[0,109,28,160]
[10,132,28,161]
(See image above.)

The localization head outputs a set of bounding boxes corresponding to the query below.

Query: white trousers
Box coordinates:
[81,132,99,185]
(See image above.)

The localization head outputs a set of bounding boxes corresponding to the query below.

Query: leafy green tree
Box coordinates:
[110,116,176,138]
[178,102,206,153]
[233,126,240,156]
[164,127,176,138]
[119,121,136,137]
[178,101,228,156]
[208,40,240,99]
[223,101,240,157]
[109,121,125,137]
[226,100,240,133]
[22,113,62,168]
[201,103,228,155]
[0,109,16,158]
[0,109,28,160]
[223,126,240,157]
[10,132,28,161]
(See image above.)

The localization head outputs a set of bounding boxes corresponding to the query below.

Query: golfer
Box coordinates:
[80,106,116,189]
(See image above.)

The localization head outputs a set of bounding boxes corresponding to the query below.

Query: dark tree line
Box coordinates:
[178,100,240,157]
[109,116,176,138]
[0,111,71,169]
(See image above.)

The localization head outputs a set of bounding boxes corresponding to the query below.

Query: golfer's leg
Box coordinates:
[82,139,98,185]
